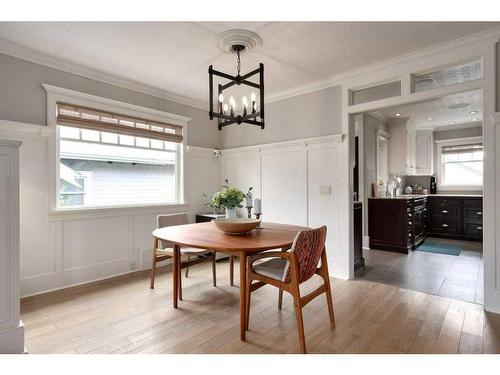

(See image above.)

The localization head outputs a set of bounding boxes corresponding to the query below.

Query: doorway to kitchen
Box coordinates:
[354,88,484,304]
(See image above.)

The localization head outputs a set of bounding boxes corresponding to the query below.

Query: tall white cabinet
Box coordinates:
[0,139,24,353]
[406,129,434,176]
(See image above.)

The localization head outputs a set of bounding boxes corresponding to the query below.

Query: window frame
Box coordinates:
[44,84,190,216]
[435,136,483,191]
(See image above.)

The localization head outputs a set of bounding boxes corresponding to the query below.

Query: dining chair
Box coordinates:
[150,213,231,299]
[245,225,335,353]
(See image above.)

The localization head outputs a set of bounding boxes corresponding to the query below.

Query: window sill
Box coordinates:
[438,185,483,192]
[48,202,189,222]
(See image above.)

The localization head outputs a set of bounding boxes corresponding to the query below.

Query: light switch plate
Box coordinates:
[320,185,332,195]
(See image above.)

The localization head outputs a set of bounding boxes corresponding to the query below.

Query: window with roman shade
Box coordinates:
[440,142,483,188]
[55,102,184,209]
[56,102,183,143]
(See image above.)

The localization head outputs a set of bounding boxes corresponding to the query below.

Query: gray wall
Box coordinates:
[434,125,482,141]
[0,54,220,148]
[497,42,500,112]
[221,86,342,148]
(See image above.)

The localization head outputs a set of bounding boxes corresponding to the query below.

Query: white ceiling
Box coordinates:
[373,89,483,129]
[0,22,499,106]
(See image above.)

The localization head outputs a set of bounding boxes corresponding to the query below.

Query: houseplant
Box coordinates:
[212,180,246,219]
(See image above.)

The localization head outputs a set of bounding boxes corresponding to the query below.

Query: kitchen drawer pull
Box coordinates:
[477,212,482,215]
[442,210,448,213]
[477,226,482,230]
[442,224,448,227]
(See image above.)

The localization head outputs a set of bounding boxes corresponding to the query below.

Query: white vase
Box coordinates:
[225,207,237,219]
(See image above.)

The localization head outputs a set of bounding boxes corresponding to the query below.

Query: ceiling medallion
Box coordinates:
[209,29,264,130]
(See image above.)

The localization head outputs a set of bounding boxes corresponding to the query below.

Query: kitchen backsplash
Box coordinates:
[403,175,482,195]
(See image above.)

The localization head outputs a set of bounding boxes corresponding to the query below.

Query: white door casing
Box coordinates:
[341,35,497,313]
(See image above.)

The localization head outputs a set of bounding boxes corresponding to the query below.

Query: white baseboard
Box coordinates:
[0,322,25,354]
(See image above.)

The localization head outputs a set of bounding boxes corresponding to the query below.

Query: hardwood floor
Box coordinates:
[21,259,500,354]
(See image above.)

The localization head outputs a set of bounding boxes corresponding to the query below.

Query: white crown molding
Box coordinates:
[266,27,500,103]
[0,38,207,111]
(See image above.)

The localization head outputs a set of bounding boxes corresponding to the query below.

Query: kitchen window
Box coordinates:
[436,137,483,190]
[55,102,184,209]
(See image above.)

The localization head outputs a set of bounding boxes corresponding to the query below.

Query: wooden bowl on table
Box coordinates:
[212,218,261,235]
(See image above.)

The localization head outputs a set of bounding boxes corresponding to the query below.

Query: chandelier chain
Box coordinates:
[236,50,241,76]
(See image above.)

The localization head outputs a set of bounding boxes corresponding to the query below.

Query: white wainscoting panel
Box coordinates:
[221,134,344,277]
[221,150,261,217]
[222,151,261,197]
[62,216,131,271]
[307,144,339,266]
[261,147,308,226]
[0,139,24,353]
[0,152,10,326]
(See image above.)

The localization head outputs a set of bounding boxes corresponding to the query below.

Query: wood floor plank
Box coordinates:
[20,261,500,354]
[434,299,467,353]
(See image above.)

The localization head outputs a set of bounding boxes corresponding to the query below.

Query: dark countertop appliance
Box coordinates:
[430,176,437,194]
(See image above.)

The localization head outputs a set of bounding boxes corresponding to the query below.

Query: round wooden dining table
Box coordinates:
[152,221,308,341]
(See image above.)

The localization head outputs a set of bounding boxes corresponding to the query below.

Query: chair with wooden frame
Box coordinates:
[150,213,225,298]
[245,225,335,353]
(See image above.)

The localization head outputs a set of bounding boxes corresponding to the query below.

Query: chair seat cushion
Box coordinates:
[252,258,289,281]
[157,247,211,256]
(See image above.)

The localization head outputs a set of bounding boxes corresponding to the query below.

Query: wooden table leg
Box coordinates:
[239,252,247,341]
[173,243,180,308]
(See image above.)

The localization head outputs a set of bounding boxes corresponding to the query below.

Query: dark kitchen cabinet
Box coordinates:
[368,198,415,254]
[428,196,482,241]
[412,197,428,248]
[369,195,482,255]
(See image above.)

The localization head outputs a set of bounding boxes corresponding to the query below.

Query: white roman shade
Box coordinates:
[56,102,184,143]
[441,143,483,154]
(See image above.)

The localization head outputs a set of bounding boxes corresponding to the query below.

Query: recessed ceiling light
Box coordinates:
[427,117,433,120]
[449,121,455,124]
[472,118,479,122]
[448,103,470,109]
[395,113,401,117]
[469,110,478,114]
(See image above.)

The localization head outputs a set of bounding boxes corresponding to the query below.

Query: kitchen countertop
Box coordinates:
[369,194,483,199]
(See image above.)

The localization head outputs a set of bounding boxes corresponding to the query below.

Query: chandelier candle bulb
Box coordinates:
[218,94,224,114]
[242,96,248,116]
[223,103,229,115]
[229,96,236,117]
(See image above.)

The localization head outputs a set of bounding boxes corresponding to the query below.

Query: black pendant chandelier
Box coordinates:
[208,30,264,130]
